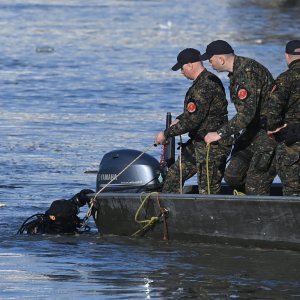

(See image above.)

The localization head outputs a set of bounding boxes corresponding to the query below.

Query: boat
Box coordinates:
[89,113,300,251]
[92,187,300,250]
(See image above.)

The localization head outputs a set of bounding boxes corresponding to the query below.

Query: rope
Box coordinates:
[131,192,158,237]
[133,192,157,224]
[82,143,157,226]
[131,192,169,239]
[233,189,246,196]
[179,135,183,194]
[206,143,211,195]
[159,144,167,170]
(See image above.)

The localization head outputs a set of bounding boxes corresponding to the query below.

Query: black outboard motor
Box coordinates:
[96,112,175,193]
[96,149,162,193]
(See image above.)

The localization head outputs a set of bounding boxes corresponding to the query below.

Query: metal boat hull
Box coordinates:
[92,191,300,250]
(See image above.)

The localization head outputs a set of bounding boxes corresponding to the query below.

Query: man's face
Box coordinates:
[208,55,223,72]
[285,53,290,66]
[181,63,193,80]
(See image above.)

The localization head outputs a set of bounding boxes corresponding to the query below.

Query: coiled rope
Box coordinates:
[131,191,169,240]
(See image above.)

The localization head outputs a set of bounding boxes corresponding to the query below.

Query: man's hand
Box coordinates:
[204,132,221,144]
[155,131,167,145]
[267,124,287,137]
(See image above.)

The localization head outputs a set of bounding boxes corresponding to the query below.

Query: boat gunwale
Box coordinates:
[93,192,300,204]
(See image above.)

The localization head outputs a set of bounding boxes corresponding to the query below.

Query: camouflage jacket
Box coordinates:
[217,55,274,139]
[267,59,300,130]
[164,69,228,141]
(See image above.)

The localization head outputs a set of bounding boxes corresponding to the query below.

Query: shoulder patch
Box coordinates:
[237,88,248,100]
[186,101,197,113]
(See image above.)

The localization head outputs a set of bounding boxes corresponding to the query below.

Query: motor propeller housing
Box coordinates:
[96,149,162,193]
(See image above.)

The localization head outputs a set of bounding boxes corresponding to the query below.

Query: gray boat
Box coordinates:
[89,114,300,251]
[92,187,300,251]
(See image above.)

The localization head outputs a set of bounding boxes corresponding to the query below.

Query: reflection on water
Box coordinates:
[1,235,300,299]
[0,0,299,299]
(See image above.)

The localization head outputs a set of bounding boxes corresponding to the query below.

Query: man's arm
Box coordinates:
[267,73,290,131]
[219,79,261,137]
[164,92,211,138]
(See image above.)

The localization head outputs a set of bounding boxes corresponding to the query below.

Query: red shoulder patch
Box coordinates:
[186,102,197,113]
[238,88,248,100]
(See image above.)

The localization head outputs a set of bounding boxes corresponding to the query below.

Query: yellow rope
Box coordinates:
[133,192,158,224]
[233,189,246,196]
[206,143,211,195]
[131,192,160,237]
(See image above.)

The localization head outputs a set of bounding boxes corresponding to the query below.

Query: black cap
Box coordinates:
[200,40,234,61]
[171,48,201,71]
[286,40,300,55]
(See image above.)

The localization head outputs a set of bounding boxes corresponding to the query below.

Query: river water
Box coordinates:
[0,0,300,299]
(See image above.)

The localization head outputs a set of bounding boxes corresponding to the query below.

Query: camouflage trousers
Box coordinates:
[162,139,231,194]
[274,142,300,196]
[224,131,277,195]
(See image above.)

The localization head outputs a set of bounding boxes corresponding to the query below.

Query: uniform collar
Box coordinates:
[228,55,239,77]
[288,58,300,69]
[194,68,207,83]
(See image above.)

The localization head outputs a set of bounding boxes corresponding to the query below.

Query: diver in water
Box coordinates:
[17,189,95,235]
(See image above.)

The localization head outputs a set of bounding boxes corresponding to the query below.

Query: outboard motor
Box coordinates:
[96,149,162,193]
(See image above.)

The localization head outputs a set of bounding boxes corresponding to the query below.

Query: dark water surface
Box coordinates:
[1,0,300,299]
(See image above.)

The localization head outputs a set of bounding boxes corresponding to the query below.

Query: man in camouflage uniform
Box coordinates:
[155,48,231,194]
[267,40,300,196]
[202,40,277,195]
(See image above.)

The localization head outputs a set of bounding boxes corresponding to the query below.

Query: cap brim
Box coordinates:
[171,62,181,71]
[199,52,212,61]
[286,49,300,55]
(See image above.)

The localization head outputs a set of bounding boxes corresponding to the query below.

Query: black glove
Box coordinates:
[71,189,95,207]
